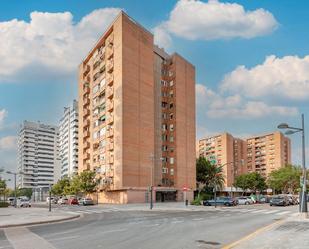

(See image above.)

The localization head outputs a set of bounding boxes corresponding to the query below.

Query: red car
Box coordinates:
[68,197,79,205]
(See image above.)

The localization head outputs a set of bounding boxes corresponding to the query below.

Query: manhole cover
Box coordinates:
[196,240,220,245]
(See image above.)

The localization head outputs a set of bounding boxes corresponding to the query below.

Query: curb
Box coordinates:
[0,214,81,228]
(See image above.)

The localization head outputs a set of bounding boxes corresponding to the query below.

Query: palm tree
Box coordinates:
[196,157,225,194]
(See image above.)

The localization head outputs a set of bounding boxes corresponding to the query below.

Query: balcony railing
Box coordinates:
[83,64,90,77]
[106,129,114,138]
[83,108,90,118]
[107,100,114,112]
[107,114,114,125]
[107,74,114,86]
[107,86,113,99]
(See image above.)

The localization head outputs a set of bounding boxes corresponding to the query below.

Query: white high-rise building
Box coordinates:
[18,121,61,189]
[59,100,79,178]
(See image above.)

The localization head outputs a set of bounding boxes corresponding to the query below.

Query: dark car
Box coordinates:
[270,196,289,206]
[203,197,237,206]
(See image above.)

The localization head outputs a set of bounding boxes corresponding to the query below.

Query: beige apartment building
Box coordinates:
[246,132,291,177]
[197,131,291,188]
[78,12,196,204]
[197,133,247,188]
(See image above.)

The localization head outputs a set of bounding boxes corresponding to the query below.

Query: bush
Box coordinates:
[0,201,9,208]
[199,192,213,201]
[191,196,202,205]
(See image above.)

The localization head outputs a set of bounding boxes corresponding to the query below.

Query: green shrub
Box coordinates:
[199,192,213,201]
[0,201,9,208]
[191,196,202,205]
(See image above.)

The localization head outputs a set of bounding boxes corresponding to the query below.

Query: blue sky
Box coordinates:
[0,0,309,180]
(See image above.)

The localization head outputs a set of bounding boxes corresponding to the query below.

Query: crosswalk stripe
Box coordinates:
[263,210,279,214]
[275,211,291,215]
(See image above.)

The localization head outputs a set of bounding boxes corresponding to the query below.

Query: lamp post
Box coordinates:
[149,154,164,210]
[6,171,24,208]
[278,114,307,215]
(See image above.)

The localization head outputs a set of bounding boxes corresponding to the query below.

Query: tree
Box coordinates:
[196,157,225,192]
[78,170,99,195]
[52,177,71,196]
[0,179,7,197]
[268,165,301,194]
[234,172,267,194]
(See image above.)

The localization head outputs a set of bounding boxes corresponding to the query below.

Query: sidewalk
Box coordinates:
[227,216,309,249]
[0,207,80,228]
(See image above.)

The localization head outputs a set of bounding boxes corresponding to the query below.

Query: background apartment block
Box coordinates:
[78,12,195,203]
[197,133,247,188]
[59,100,79,178]
[18,121,60,192]
[197,131,291,187]
[246,132,291,177]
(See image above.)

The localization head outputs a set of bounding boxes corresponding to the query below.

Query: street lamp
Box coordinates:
[6,171,24,208]
[277,114,307,216]
[149,154,164,210]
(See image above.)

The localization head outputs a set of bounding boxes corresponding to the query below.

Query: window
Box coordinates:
[162,145,168,151]
[93,132,98,139]
[169,124,174,131]
[169,90,174,98]
[170,157,174,164]
[170,147,174,153]
[169,103,174,109]
[100,78,106,88]
[170,113,174,120]
[162,168,168,174]
[162,102,168,108]
[170,168,174,175]
[162,135,167,141]
[162,113,167,119]
[162,124,167,131]
[93,84,99,94]
[170,136,174,142]
[100,127,106,137]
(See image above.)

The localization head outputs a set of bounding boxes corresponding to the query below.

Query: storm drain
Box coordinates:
[196,240,221,246]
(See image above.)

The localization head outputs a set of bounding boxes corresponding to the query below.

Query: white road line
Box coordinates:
[263,210,280,214]
[171,220,183,224]
[251,209,268,213]
[275,211,291,215]
[192,218,204,221]
[49,235,78,242]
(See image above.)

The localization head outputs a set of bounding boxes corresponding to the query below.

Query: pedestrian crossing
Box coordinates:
[209,207,297,217]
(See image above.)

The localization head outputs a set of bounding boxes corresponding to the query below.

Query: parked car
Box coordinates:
[237,196,253,205]
[17,197,31,208]
[7,197,15,206]
[203,197,238,206]
[270,196,289,206]
[68,197,79,205]
[78,197,94,206]
[46,197,58,204]
[58,197,68,205]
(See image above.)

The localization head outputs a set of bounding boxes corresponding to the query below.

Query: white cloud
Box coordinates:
[221,55,309,100]
[154,0,278,45]
[0,136,17,150]
[196,84,298,119]
[153,24,172,49]
[0,109,8,128]
[0,8,121,82]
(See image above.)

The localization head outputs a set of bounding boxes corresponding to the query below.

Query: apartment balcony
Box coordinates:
[107,74,114,86]
[83,97,90,107]
[83,108,90,118]
[108,143,114,151]
[107,86,114,99]
[106,129,114,138]
[108,156,114,164]
[107,100,114,112]
[83,130,90,138]
[107,47,114,59]
[83,84,90,95]
[83,119,90,128]
[84,153,90,160]
[84,141,90,150]
[107,61,114,73]
[107,114,114,125]
[83,64,90,77]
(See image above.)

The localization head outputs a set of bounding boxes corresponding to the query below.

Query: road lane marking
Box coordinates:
[4,227,57,249]
[221,219,285,249]
[49,235,78,242]
[251,209,268,213]
[263,210,279,214]
[275,211,291,215]
[192,218,204,221]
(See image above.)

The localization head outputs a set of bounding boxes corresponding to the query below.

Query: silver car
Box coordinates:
[237,197,253,205]
[79,197,94,206]
[17,198,31,207]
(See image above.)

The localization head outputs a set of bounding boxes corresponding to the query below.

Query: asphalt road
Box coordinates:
[0,204,298,249]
